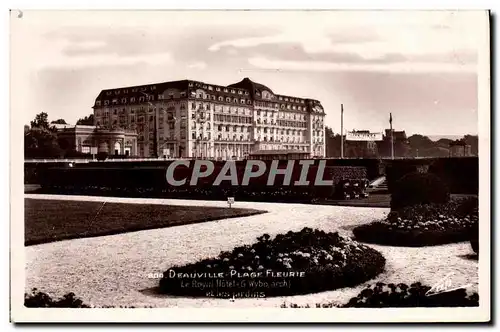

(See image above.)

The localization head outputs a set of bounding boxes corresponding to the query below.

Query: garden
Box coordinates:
[24,161,480,309]
[352,172,479,250]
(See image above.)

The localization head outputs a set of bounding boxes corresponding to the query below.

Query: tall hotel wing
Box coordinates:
[91,78,326,159]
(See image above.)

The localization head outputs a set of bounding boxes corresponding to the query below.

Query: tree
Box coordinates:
[462,135,478,156]
[325,127,342,158]
[407,134,438,157]
[30,112,51,130]
[25,112,63,158]
[76,114,95,126]
[51,119,67,124]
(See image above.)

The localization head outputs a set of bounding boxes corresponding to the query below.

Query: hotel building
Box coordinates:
[91,78,326,159]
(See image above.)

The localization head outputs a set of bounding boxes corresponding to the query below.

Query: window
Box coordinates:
[226,97,230,103]
[96,101,101,106]
[104,100,109,106]
[106,91,112,96]
[81,146,91,154]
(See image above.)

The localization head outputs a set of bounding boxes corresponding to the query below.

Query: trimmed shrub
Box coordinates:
[353,198,478,247]
[385,162,419,193]
[391,172,450,210]
[343,282,479,307]
[159,228,386,297]
[429,157,478,195]
[24,288,90,308]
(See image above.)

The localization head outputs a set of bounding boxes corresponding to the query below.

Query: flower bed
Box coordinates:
[343,282,479,307]
[158,228,386,298]
[353,198,478,246]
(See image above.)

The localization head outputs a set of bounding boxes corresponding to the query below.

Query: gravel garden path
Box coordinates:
[24,194,478,308]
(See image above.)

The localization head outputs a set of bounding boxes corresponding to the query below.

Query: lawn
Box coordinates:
[25,195,478,308]
[24,198,267,246]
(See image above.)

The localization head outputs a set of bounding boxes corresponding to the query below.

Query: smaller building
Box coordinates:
[344,130,379,158]
[55,124,138,156]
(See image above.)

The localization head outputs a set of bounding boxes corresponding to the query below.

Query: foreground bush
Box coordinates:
[159,228,386,297]
[353,198,478,246]
[343,282,479,307]
[391,172,450,210]
[24,288,90,308]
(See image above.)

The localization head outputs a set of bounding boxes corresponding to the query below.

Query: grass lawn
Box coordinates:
[25,198,267,246]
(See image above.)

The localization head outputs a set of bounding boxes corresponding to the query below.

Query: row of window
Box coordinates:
[213,115,252,124]
[254,101,307,111]
[189,82,249,96]
[191,91,252,105]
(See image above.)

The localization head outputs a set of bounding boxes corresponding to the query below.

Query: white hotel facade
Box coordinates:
[92,78,326,159]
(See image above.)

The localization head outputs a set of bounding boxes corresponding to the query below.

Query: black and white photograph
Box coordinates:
[10,9,490,323]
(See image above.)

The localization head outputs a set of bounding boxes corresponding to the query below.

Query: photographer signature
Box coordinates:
[425,272,472,296]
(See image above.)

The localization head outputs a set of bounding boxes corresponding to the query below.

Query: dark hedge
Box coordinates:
[33,160,367,202]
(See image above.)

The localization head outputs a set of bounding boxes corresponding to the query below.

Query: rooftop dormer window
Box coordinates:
[151,86,156,90]
[224,88,228,93]
[106,91,112,95]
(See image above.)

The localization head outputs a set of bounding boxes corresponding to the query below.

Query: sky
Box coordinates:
[11,10,487,136]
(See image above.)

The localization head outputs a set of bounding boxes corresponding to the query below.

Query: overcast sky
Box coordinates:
[12,10,486,136]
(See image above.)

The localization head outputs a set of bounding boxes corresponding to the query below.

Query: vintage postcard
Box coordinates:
[10,9,490,323]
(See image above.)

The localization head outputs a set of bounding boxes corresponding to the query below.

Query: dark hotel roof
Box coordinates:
[93,78,325,114]
[228,77,274,97]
